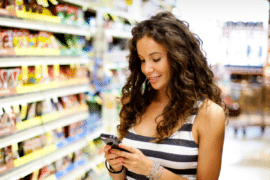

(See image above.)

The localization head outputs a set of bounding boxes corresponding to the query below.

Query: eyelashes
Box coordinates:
[140,58,161,63]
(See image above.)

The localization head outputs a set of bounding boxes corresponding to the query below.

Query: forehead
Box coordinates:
[136,36,167,56]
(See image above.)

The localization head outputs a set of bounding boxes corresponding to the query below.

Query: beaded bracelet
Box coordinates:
[153,165,164,180]
[146,162,159,179]
[105,160,124,174]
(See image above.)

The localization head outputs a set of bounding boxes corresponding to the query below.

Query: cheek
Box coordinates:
[140,64,145,74]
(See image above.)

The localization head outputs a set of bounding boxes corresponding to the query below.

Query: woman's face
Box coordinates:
[137,36,171,91]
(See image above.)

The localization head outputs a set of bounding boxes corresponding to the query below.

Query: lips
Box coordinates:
[148,75,161,83]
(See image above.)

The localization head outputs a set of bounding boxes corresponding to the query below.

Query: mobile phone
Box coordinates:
[100,133,129,153]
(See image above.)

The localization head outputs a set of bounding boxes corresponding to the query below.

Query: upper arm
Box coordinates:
[196,100,226,180]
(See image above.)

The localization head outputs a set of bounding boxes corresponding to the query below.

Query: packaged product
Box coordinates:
[0,108,16,130]
[52,127,65,143]
[23,135,46,155]
[72,149,84,162]
[25,102,37,120]
[0,0,5,9]
[53,158,64,172]
[77,93,86,104]
[0,28,4,48]
[59,96,71,109]
[7,68,20,88]
[0,69,8,88]
[38,165,55,180]
[55,4,67,22]
[0,148,4,166]
[3,30,13,49]
[76,8,84,26]
[3,144,19,165]
[37,31,50,48]
[15,0,24,11]
[28,33,38,47]
[65,5,77,25]
[5,0,15,11]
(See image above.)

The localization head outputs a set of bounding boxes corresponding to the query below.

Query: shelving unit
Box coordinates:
[0,0,140,179]
[0,56,91,67]
[0,129,103,180]
[0,16,93,36]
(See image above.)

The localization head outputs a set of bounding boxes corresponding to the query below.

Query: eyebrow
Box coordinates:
[138,52,162,58]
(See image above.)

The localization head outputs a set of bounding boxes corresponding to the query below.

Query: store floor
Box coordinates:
[219,115,270,180]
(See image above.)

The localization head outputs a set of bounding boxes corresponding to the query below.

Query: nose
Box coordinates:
[142,61,154,74]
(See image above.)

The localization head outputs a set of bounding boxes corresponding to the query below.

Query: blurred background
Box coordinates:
[0,0,269,179]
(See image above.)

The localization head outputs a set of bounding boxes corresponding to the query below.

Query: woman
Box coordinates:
[104,11,227,180]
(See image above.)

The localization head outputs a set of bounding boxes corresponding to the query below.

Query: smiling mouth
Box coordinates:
[148,75,161,83]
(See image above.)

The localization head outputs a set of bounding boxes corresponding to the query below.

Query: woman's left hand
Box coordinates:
[109,143,153,176]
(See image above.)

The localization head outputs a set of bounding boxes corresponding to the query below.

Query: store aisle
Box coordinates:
[219,124,270,180]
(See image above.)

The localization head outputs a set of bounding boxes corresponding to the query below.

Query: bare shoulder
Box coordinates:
[196,99,225,135]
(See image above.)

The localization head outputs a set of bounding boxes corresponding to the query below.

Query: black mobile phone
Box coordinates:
[100,133,129,153]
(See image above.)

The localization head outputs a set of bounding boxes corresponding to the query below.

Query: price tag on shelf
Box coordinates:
[53,64,60,78]
[20,103,27,119]
[35,65,42,79]
[21,65,28,81]
[42,64,49,78]
[13,104,20,114]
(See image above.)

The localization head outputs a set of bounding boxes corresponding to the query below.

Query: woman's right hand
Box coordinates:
[104,145,124,172]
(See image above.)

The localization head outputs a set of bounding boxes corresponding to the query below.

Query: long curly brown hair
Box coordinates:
[118,11,227,142]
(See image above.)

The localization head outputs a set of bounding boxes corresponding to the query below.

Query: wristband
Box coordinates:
[105,160,124,174]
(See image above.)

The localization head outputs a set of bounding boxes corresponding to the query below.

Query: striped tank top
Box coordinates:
[122,99,204,180]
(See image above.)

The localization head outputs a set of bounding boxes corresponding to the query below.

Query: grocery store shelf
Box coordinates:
[0,56,92,67]
[225,65,263,75]
[0,128,103,180]
[59,156,104,180]
[106,29,132,39]
[0,83,89,107]
[0,111,89,149]
[62,0,95,9]
[0,16,92,36]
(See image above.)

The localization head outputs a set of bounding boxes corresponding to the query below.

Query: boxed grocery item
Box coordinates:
[55,4,67,22]
[0,144,18,174]
[65,5,77,25]
[2,29,13,49]
[38,164,55,180]
[5,0,15,11]
[0,107,18,137]
[0,0,5,9]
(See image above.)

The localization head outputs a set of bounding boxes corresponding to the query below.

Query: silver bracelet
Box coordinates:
[153,165,164,180]
[146,162,159,179]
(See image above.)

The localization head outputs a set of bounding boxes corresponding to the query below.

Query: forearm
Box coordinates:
[151,167,189,180]
[109,168,126,180]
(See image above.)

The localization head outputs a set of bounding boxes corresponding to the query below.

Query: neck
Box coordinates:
[155,87,171,104]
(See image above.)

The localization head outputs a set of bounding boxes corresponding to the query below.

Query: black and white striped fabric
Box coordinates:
[122,99,205,180]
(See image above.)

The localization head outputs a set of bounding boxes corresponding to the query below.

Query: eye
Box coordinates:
[140,59,145,63]
[153,58,161,62]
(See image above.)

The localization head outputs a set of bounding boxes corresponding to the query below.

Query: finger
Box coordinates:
[119,143,138,153]
[108,157,124,166]
[110,149,134,159]
[104,145,111,153]
[104,152,121,160]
